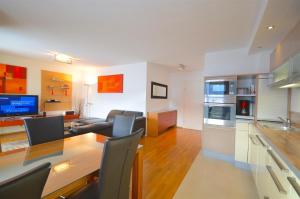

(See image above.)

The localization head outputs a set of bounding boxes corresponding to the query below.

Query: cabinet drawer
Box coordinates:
[263,165,288,199]
[287,176,300,199]
[236,122,249,131]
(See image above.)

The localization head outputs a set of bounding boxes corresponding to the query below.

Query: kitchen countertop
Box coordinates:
[256,121,300,178]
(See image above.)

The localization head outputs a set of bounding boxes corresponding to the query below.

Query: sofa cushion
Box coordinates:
[70,122,112,135]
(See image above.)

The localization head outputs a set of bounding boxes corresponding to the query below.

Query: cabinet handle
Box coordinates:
[266,165,287,194]
[267,150,288,172]
[287,177,300,197]
[250,136,258,145]
[256,135,267,147]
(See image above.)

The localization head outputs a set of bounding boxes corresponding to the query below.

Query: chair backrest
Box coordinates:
[123,111,143,118]
[0,162,51,199]
[106,110,124,122]
[98,128,144,199]
[112,114,136,137]
[24,116,65,146]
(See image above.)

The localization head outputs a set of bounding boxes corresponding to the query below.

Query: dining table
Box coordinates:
[0,133,143,199]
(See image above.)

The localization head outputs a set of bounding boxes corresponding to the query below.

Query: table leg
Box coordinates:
[132,148,143,199]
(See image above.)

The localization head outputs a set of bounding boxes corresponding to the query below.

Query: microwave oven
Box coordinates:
[204,78,237,103]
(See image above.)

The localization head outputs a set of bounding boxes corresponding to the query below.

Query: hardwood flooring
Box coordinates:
[140,127,201,199]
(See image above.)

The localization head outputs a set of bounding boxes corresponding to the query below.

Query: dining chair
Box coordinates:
[68,128,144,199]
[112,114,136,137]
[0,162,51,199]
[24,116,65,146]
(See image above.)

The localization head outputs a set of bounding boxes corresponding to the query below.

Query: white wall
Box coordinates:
[169,70,204,130]
[146,63,204,131]
[0,53,84,115]
[203,48,271,76]
[291,88,300,113]
[89,62,147,119]
[146,63,173,112]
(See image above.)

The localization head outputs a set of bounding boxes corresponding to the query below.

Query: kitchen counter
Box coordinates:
[256,121,300,178]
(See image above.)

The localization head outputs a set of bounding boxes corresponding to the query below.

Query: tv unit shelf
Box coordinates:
[0,114,79,128]
[0,114,80,152]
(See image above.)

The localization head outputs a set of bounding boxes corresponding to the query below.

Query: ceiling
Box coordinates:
[249,0,300,54]
[0,0,298,69]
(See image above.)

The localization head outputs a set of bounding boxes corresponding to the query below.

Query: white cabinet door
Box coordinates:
[235,121,250,162]
[263,165,289,199]
[287,176,300,199]
[235,130,249,162]
[256,135,269,199]
[248,134,260,184]
[257,78,288,121]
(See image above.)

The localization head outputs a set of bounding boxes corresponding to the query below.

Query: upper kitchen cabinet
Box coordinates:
[270,21,300,88]
[270,52,300,88]
[291,52,300,80]
[271,60,291,87]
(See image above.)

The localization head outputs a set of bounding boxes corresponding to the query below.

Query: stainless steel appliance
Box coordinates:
[205,77,237,103]
[204,77,237,127]
[204,102,236,127]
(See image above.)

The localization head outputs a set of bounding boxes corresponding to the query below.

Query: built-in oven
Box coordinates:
[204,102,236,127]
[205,77,237,103]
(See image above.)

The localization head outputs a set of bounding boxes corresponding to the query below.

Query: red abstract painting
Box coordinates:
[0,64,27,94]
[98,74,123,93]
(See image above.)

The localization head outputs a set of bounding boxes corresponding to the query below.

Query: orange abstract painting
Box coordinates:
[0,64,27,94]
[98,74,123,93]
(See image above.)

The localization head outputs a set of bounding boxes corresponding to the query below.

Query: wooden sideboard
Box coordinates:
[147,110,177,137]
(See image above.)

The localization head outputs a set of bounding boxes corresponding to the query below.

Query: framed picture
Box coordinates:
[151,81,168,99]
[0,64,27,94]
[98,74,123,93]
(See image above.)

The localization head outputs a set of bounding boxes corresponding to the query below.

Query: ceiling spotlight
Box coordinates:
[47,51,79,64]
[55,53,73,64]
[178,64,186,71]
[267,25,274,30]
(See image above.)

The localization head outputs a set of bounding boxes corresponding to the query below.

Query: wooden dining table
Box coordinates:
[0,133,143,199]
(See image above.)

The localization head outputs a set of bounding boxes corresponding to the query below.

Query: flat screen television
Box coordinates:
[0,95,39,117]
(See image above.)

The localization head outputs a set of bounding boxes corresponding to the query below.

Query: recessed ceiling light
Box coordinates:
[267,25,274,30]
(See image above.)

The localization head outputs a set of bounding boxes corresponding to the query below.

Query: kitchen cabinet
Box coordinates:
[287,175,300,199]
[235,121,250,163]
[291,52,300,80]
[272,60,291,84]
[270,51,300,88]
[248,124,259,182]
[248,124,300,199]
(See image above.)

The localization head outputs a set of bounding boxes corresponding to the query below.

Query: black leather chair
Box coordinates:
[24,116,65,146]
[112,115,136,137]
[68,128,144,199]
[0,162,51,199]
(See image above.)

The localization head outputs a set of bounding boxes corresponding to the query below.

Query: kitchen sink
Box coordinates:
[261,123,300,133]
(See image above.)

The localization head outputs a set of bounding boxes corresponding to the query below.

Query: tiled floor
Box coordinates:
[173,153,259,199]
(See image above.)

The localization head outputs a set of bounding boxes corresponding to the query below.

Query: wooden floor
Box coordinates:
[140,127,202,199]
